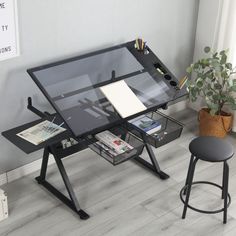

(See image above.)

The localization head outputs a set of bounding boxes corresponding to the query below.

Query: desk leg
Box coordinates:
[37,148,49,181]
[134,143,169,180]
[35,148,90,220]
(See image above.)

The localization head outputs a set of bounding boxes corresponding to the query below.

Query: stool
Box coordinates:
[180,136,234,224]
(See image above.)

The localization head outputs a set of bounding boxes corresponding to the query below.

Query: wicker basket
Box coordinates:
[198,108,232,138]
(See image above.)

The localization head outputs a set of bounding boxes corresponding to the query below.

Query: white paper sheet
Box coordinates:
[99,80,146,118]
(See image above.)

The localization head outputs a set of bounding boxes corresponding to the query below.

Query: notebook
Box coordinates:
[99,80,147,118]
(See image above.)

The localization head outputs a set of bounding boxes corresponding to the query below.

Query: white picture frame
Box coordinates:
[0,0,20,61]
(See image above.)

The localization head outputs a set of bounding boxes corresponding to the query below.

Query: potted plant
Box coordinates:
[186,46,236,137]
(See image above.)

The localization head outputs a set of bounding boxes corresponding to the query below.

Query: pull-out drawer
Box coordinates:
[87,126,144,165]
[127,111,183,148]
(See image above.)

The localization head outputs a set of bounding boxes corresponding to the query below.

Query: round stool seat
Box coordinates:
[189,136,234,162]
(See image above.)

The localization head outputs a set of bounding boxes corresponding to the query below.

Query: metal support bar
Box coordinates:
[27,97,50,119]
[180,181,231,215]
[182,158,198,219]
[223,161,229,224]
[53,155,82,211]
[37,148,49,181]
[222,162,226,199]
[134,139,169,179]
[35,147,90,220]
[183,155,194,195]
[35,178,89,220]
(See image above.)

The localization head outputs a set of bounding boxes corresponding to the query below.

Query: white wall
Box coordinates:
[190,0,221,110]
[0,0,199,173]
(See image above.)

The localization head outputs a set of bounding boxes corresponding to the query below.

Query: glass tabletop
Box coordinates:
[28,45,183,137]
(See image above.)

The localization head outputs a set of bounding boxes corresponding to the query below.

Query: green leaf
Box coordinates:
[221,71,228,79]
[197,81,203,88]
[210,109,217,116]
[204,46,211,53]
[213,52,218,58]
[208,103,219,115]
[186,66,192,73]
[193,63,199,70]
[220,50,226,55]
[214,83,222,90]
[206,91,213,97]
[215,66,223,73]
[229,85,236,92]
[211,59,220,68]
[212,94,220,101]
[191,96,197,102]
[226,63,232,70]
[220,54,227,64]
[226,96,235,104]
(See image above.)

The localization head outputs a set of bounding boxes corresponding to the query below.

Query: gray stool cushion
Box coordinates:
[189,136,234,162]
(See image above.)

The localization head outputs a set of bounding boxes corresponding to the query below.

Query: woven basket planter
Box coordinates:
[198,108,232,138]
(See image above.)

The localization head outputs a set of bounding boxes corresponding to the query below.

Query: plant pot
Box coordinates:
[198,108,232,138]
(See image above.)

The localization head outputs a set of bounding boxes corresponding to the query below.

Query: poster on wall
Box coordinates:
[0,0,19,61]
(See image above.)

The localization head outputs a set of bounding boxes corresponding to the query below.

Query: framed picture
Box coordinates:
[0,0,20,61]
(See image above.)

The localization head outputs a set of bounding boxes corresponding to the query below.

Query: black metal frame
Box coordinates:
[134,134,169,179]
[180,155,230,224]
[28,98,169,220]
[35,146,90,220]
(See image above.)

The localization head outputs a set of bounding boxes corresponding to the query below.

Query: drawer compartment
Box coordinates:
[127,111,183,148]
[87,126,144,165]
[49,138,89,159]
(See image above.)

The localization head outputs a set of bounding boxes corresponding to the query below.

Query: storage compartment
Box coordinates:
[170,81,177,87]
[50,138,89,159]
[164,74,172,80]
[127,111,183,148]
[87,126,144,165]
[154,63,167,75]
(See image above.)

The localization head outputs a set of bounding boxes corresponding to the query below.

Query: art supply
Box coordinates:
[17,120,66,145]
[135,38,146,52]
[95,130,133,155]
[178,76,188,89]
[99,80,147,118]
[129,115,162,135]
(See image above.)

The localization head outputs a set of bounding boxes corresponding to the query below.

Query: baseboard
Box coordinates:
[0,173,7,186]
[6,155,55,184]
[1,149,88,186]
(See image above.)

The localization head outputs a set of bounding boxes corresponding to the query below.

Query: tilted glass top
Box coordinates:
[28,45,182,137]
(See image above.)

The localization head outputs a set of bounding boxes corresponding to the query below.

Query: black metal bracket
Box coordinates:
[134,135,169,180]
[111,70,116,81]
[160,103,168,110]
[35,146,90,220]
[27,97,51,119]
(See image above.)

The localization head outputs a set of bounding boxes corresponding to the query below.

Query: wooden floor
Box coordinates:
[1,109,236,236]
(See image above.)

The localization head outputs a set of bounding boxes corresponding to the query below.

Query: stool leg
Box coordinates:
[223,161,229,224]
[222,162,225,199]
[183,155,194,195]
[182,158,198,219]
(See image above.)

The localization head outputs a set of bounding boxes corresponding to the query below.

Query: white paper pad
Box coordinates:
[99,80,147,118]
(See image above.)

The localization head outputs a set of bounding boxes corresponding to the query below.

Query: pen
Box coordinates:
[41,116,56,138]
[48,122,65,135]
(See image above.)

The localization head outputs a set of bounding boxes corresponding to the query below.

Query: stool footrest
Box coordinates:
[180,181,231,214]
